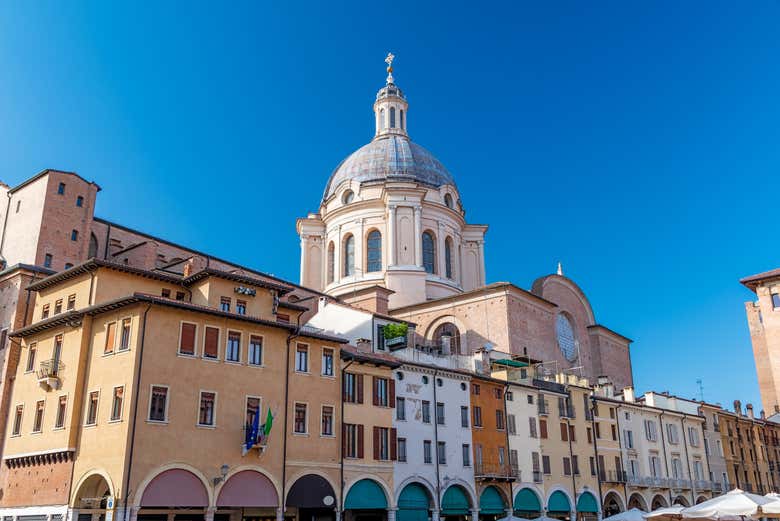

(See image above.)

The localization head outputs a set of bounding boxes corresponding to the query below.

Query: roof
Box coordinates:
[27,258,182,292]
[5,168,101,194]
[324,300,417,327]
[340,346,402,368]
[389,281,556,314]
[183,268,292,295]
[587,324,633,344]
[740,268,780,292]
[492,359,529,368]
[0,263,56,279]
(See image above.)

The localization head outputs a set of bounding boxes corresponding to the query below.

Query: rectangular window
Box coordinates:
[437,441,447,464]
[246,396,260,433]
[498,446,506,466]
[506,391,513,401]
[198,391,216,426]
[119,318,131,350]
[67,294,76,311]
[561,422,569,441]
[540,418,548,438]
[611,424,617,441]
[104,321,116,354]
[226,331,241,362]
[422,400,431,423]
[424,440,432,464]
[204,327,219,359]
[277,313,290,324]
[86,391,99,426]
[529,417,538,438]
[543,455,551,474]
[294,402,307,434]
[436,402,445,425]
[462,444,471,466]
[773,293,780,309]
[236,300,247,315]
[54,299,63,315]
[149,386,168,422]
[563,456,572,476]
[398,438,407,462]
[397,397,406,420]
[321,405,334,436]
[12,405,23,435]
[175,291,185,301]
[572,455,580,475]
[44,254,53,268]
[461,406,469,427]
[507,414,516,435]
[179,323,197,356]
[624,429,634,449]
[111,386,124,421]
[322,348,334,376]
[376,323,386,350]
[42,304,50,319]
[71,229,78,241]
[58,182,65,195]
[26,343,36,372]
[496,409,505,430]
[53,334,63,367]
[76,195,84,207]
[667,424,678,444]
[375,427,390,460]
[494,387,502,399]
[55,395,67,429]
[569,424,576,442]
[344,423,363,458]
[510,449,519,470]
[220,297,231,312]
[296,344,309,372]
[472,383,480,395]
[473,406,482,427]
[248,335,263,365]
[33,400,44,432]
[374,377,389,406]
[161,288,171,298]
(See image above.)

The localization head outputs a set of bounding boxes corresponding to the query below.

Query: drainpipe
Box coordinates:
[564,392,577,521]
[0,191,12,265]
[281,315,301,519]
[123,304,153,521]
[612,403,628,509]
[681,416,695,505]
[589,397,604,516]
[503,382,512,511]
[88,271,97,306]
[339,359,354,514]
[659,412,673,504]
[432,369,442,513]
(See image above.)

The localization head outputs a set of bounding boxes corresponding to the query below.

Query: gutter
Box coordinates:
[339,359,354,513]
[611,400,628,508]
[659,411,673,504]
[432,369,441,512]
[681,416,695,504]
[0,191,11,263]
[589,396,604,515]
[565,400,577,515]
[503,381,512,502]
[281,313,302,515]
[103,222,111,260]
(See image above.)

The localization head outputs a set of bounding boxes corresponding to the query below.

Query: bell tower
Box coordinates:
[374,53,408,138]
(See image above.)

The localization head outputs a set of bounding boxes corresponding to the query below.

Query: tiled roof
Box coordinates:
[740,268,780,291]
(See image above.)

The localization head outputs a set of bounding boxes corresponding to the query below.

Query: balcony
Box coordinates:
[712,482,724,493]
[626,474,645,487]
[474,462,518,481]
[37,359,64,390]
[532,470,543,483]
[538,400,550,415]
[696,480,712,491]
[676,479,692,490]
[601,470,628,483]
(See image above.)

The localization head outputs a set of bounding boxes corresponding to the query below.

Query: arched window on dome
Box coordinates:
[422,231,436,274]
[445,237,453,279]
[366,230,382,272]
[433,322,461,355]
[343,234,355,277]
[379,109,385,130]
[327,241,335,284]
[444,193,454,209]
[400,109,404,129]
[390,107,396,128]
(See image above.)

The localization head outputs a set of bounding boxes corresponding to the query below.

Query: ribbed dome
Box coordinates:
[323,134,456,201]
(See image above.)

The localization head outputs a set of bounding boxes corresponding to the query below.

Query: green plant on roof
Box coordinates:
[383,323,408,340]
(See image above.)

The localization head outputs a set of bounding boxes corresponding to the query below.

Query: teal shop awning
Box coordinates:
[548,491,571,513]
[513,489,541,513]
[576,493,599,513]
[344,479,387,510]
[492,359,529,368]
[397,483,430,521]
[479,486,507,515]
[441,486,470,516]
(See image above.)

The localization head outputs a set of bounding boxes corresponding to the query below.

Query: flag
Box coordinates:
[242,406,261,456]
[258,408,274,446]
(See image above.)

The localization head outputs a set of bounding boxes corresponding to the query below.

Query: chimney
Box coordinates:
[746,403,754,419]
[761,410,766,420]
[734,400,742,416]
[623,387,636,403]
[775,404,780,415]
[183,260,196,278]
[355,338,371,352]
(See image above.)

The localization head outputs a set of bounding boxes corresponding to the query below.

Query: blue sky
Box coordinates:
[1,2,777,411]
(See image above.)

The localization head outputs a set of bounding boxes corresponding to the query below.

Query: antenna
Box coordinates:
[696,379,704,402]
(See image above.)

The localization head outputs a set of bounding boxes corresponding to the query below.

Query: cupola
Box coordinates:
[374,53,408,138]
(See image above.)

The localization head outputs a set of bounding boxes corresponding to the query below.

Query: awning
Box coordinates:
[492,359,529,368]
[480,486,507,515]
[577,492,599,513]
[344,479,388,510]
[442,486,471,516]
[514,489,541,514]
[286,474,336,509]
[548,491,571,513]
[217,470,278,508]
[141,469,209,507]
[397,483,430,521]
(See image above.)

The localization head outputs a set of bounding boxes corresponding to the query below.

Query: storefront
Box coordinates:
[575,492,598,521]
[477,487,506,521]
[286,475,337,521]
[512,489,541,519]
[546,491,572,521]
[217,470,279,521]
[343,479,388,521]
[440,486,471,521]
[396,484,431,521]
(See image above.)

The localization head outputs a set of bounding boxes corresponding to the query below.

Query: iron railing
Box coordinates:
[38,359,64,380]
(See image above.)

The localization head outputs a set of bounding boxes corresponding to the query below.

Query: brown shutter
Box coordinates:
[357,374,364,404]
[357,424,364,458]
[389,379,396,407]
[105,322,116,354]
[342,375,348,402]
[540,419,548,438]
[560,422,568,441]
[372,376,379,406]
[390,428,397,460]
[205,327,219,358]
[373,426,380,460]
[569,424,576,442]
[180,323,196,354]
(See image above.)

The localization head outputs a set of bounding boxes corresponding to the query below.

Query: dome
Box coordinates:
[322,134,456,202]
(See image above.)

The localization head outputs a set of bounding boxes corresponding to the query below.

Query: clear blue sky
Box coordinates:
[1,2,776,411]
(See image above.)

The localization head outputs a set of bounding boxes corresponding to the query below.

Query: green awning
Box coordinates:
[479,486,507,515]
[441,486,470,515]
[492,359,529,368]
[548,491,571,513]
[398,483,430,521]
[344,479,387,510]
[576,492,599,513]
[513,488,541,514]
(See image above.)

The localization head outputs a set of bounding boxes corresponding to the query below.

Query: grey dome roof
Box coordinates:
[323,134,456,201]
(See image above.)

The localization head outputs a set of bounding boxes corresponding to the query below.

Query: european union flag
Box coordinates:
[243,406,261,456]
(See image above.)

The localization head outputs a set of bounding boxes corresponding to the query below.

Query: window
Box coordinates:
[226,331,241,362]
[12,405,23,435]
[294,344,308,372]
[390,106,396,128]
[510,449,519,471]
[111,386,124,421]
[277,313,290,324]
[327,242,335,284]
[398,438,407,462]
[179,323,197,356]
[527,394,534,404]
[343,235,355,276]
[67,294,76,311]
[493,388,502,399]
[689,426,700,446]
[397,397,406,420]
[506,391,513,401]
[379,108,385,129]
[590,456,597,476]
[667,424,679,444]
[162,288,171,298]
[563,456,572,476]
[86,391,99,425]
[220,297,231,312]
[119,318,131,350]
[76,196,84,207]
[55,396,67,429]
[33,400,44,432]
[462,444,471,466]
[473,406,483,427]
[422,231,436,274]
[342,190,355,204]
[375,427,391,460]
[204,327,219,359]
[472,383,480,395]
[569,424,576,442]
[542,455,551,474]
[236,300,247,315]
[424,440,432,463]
[433,322,460,355]
[42,304,50,319]
[624,429,634,449]
[611,424,617,441]
[149,386,168,422]
[773,293,780,309]
[508,414,517,434]
[294,403,307,434]
[26,343,36,372]
[103,321,116,354]
[57,182,65,195]
[529,417,538,438]
[15,200,20,213]
[321,405,334,436]
[198,391,216,426]
[444,193,453,209]
[366,230,382,272]
[422,400,431,423]
[53,334,63,367]
[322,348,334,376]
[245,396,260,435]
[400,109,405,129]
[595,423,601,439]
[498,447,506,466]
[344,373,362,403]
[54,299,63,315]
[344,423,363,458]
[175,291,185,301]
[71,229,78,241]
[44,254,53,268]
[461,406,469,427]
[444,237,453,278]
[437,441,447,464]
[248,335,263,365]
[436,402,445,424]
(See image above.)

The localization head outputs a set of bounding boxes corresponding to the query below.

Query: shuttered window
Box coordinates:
[540,419,548,439]
[105,322,116,354]
[343,423,364,458]
[344,373,363,403]
[560,422,569,441]
[204,327,219,359]
[179,323,196,355]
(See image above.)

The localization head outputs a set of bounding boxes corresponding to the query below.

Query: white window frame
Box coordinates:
[197,389,218,428]
[321,347,334,377]
[293,401,308,434]
[147,384,170,424]
[202,324,221,361]
[320,404,335,437]
[247,334,264,366]
[117,316,133,351]
[110,385,125,422]
[225,330,242,364]
[178,321,198,357]
[11,403,23,436]
[84,389,100,426]
[104,320,117,355]
[54,393,68,430]
[295,343,309,373]
[32,399,45,433]
[25,343,37,373]
[245,394,263,432]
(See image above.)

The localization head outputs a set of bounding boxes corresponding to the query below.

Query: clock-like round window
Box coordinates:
[556,314,578,362]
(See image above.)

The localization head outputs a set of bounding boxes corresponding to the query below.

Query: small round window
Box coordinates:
[342,190,355,204]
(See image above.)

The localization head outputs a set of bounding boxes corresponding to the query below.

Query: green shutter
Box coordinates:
[344,479,388,510]
[441,486,471,516]
[548,491,571,513]
[513,488,542,515]
[397,483,430,521]
[479,486,507,515]
[576,492,599,513]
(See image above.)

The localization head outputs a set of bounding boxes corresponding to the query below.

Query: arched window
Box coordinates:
[379,109,385,129]
[390,107,396,128]
[366,230,382,272]
[422,231,436,274]
[444,193,453,209]
[400,109,405,129]
[444,237,453,279]
[342,190,354,204]
[88,233,99,258]
[343,235,355,277]
[433,322,461,355]
[327,242,335,284]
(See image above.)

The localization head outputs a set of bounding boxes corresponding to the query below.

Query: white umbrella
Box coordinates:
[603,508,646,521]
[533,516,564,521]
[497,516,534,521]
[681,489,772,519]
[754,493,780,515]
[643,506,684,520]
